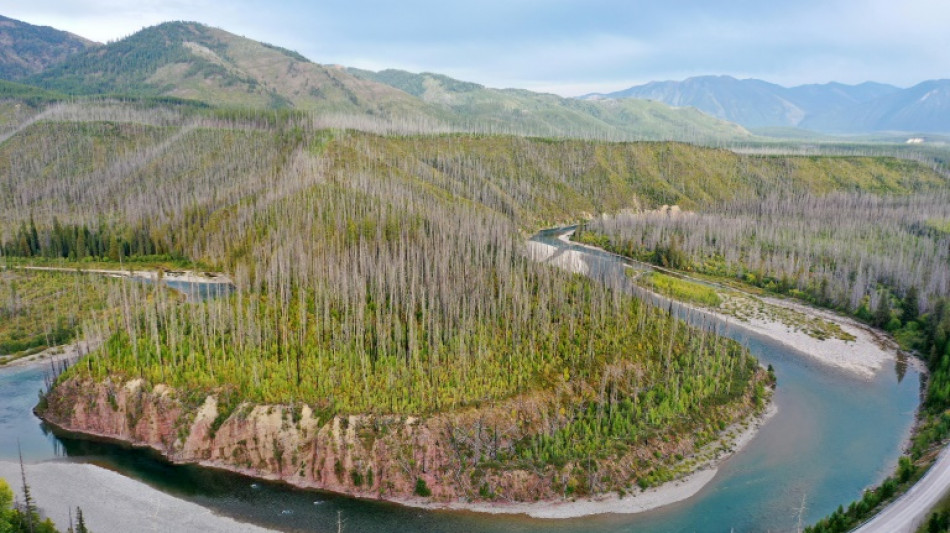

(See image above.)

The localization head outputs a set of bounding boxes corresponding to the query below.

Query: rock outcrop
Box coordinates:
[40,373,764,504]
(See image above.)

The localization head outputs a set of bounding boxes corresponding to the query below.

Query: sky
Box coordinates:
[5,0,949,96]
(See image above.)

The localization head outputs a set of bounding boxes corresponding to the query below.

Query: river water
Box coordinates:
[0,236,921,532]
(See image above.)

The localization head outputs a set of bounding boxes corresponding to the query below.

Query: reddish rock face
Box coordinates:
[41,376,563,501]
[40,374,762,504]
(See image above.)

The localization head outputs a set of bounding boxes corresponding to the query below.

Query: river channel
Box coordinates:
[0,231,921,532]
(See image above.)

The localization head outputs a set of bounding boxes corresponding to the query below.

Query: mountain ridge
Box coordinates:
[24,21,435,118]
[0,20,750,142]
[799,79,950,133]
[3,15,947,136]
[582,75,950,134]
[0,14,99,80]
[345,67,750,141]
[581,75,903,130]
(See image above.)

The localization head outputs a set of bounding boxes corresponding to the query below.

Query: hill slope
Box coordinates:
[347,68,751,141]
[17,20,751,141]
[0,14,98,80]
[6,103,774,504]
[26,21,435,118]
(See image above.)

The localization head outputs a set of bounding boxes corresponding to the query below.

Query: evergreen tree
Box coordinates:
[903,286,920,324]
[18,450,35,533]
[873,292,892,329]
[74,508,87,533]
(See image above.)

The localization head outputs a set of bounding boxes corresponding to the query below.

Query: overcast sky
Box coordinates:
[6,0,949,96]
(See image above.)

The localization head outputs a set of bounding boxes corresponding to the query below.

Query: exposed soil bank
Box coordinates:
[401,403,777,518]
[39,368,768,519]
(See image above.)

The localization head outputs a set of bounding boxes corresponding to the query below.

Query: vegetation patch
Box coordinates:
[0,270,116,360]
[639,272,722,307]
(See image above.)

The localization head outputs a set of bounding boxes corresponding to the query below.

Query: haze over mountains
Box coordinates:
[583,75,950,134]
[0,14,947,137]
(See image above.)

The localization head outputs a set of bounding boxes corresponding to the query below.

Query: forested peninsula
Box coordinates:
[0,96,939,508]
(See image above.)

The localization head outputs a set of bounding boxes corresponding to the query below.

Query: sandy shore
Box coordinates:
[13,265,233,285]
[0,340,98,370]
[642,285,900,379]
[401,403,778,518]
[733,296,901,379]
[0,461,274,533]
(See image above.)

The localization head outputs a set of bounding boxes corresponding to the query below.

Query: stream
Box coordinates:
[0,232,921,532]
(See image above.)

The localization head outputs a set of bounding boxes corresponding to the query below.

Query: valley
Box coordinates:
[1,11,949,533]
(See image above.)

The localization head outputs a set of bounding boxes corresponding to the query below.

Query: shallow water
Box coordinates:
[0,233,921,532]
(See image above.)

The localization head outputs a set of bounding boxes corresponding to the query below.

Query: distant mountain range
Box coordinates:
[344,68,749,141]
[0,17,747,142]
[1,14,946,137]
[798,79,950,134]
[0,14,98,80]
[583,75,950,134]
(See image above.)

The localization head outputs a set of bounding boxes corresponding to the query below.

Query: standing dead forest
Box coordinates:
[577,191,950,531]
[2,100,949,502]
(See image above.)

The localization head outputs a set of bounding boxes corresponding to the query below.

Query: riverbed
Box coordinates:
[0,232,921,532]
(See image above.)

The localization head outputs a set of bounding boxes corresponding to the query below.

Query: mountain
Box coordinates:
[0,14,98,80]
[582,75,900,130]
[26,21,434,117]
[10,21,751,142]
[800,79,950,134]
[346,68,750,141]
[584,76,804,128]
[785,81,898,118]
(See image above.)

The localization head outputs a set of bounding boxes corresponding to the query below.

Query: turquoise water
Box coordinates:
[0,238,921,532]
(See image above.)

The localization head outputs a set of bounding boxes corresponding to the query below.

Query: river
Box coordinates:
[0,234,921,532]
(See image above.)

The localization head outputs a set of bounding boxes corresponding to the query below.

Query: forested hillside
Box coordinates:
[1,99,943,503]
[0,15,97,80]
[3,102,768,500]
[1,102,942,256]
[580,193,949,315]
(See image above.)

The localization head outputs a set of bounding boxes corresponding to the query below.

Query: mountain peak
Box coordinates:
[24,21,435,113]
